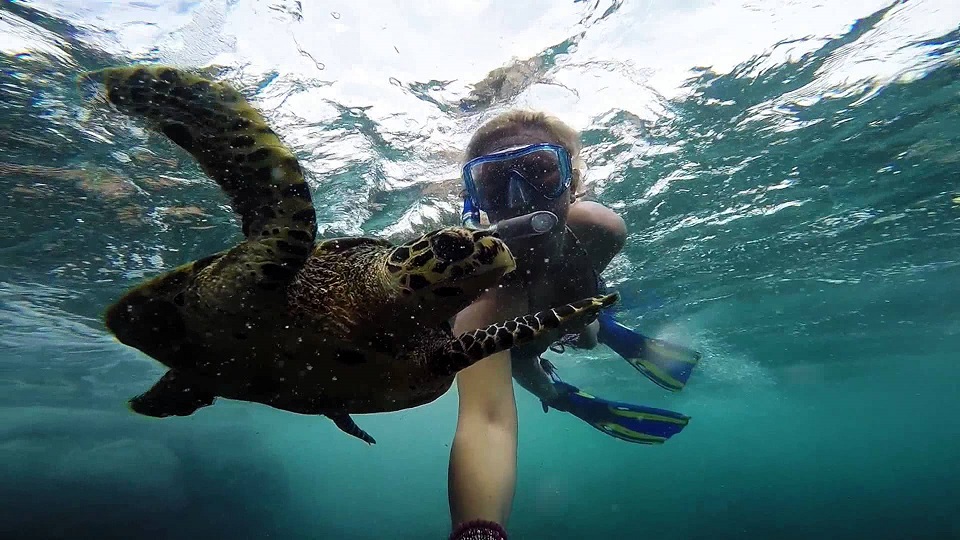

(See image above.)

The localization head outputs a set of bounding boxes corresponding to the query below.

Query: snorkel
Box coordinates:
[461,195,559,240]
[461,194,482,229]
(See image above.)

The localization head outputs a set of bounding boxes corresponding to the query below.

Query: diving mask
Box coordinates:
[461,143,573,213]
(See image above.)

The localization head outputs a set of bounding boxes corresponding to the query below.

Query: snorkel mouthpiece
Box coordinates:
[529,211,558,234]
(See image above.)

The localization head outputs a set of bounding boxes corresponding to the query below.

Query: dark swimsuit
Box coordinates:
[508,225,606,401]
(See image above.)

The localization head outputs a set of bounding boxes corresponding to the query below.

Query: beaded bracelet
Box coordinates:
[449,519,508,540]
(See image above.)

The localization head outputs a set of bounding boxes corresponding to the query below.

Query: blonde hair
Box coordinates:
[461,110,586,201]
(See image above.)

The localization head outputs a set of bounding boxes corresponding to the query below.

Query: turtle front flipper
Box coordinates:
[328,414,376,445]
[89,66,317,304]
[433,293,619,376]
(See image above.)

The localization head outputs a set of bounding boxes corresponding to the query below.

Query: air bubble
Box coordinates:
[331,11,341,19]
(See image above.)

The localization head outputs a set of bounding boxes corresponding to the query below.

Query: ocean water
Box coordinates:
[1,1,959,539]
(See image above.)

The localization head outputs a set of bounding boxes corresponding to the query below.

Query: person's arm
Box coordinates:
[448,290,521,537]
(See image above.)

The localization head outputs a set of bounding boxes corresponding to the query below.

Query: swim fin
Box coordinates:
[545,381,690,445]
[596,310,702,392]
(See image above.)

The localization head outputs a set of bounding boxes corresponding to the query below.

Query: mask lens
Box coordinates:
[515,149,562,195]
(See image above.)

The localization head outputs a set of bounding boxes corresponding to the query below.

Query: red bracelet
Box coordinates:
[449,519,508,540]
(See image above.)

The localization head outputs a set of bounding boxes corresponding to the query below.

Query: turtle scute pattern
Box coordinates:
[383,227,512,297]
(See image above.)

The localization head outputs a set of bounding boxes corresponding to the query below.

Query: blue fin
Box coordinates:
[546,382,689,444]
[596,310,701,392]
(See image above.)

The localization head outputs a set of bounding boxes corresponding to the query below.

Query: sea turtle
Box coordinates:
[90,65,618,444]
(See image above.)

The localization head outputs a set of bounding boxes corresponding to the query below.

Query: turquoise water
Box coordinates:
[2,1,959,538]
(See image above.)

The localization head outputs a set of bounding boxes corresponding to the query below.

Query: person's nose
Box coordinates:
[506,170,535,210]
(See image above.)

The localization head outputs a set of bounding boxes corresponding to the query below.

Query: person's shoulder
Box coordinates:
[568,200,627,246]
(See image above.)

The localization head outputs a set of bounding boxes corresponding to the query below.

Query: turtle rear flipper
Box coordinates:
[89,66,317,304]
[328,414,376,445]
[432,293,619,376]
[129,370,216,418]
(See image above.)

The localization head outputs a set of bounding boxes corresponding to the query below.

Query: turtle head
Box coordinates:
[383,227,515,317]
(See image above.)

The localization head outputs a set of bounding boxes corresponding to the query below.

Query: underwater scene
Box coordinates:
[1,1,959,539]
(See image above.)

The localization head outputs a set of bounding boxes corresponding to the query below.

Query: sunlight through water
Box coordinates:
[1,0,959,538]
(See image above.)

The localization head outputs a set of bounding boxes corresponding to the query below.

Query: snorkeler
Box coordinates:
[447,110,701,539]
